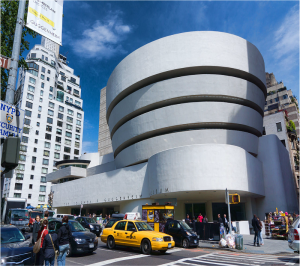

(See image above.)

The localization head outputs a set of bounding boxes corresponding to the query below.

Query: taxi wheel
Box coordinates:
[141,239,152,255]
[182,238,189,248]
[107,236,115,249]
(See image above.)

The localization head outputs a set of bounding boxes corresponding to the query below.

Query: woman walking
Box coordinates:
[42,222,58,266]
[32,215,41,245]
[257,217,264,246]
[35,220,48,266]
[57,216,72,266]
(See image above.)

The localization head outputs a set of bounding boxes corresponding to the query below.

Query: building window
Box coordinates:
[39,195,45,202]
[41,82,44,88]
[67,116,73,123]
[265,101,267,106]
[66,124,72,130]
[23,127,30,135]
[43,150,50,157]
[65,139,71,146]
[61,76,66,82]
[19,154,26,161]
[75,141,80,148]
[64,147,71,153]
[14,183,22,190]
[54,152,60,159]
[70,77,76,83]
[16,164,25,171]
[276,122,282,132]
[49,94,53,100]
[39,98,43,102]
[28,85,35,93]
[67,109,74,115]
[56,128,62,135]
[46,125,52,132]
[47,77,50,81]
[48,70,51,74]
[270,99,273,104]
[31,165,35,170]
[29,77,36,84]
[49,102,55,108]
[76,120,81,126]
[67,86,72,92]
[47,117,53,124]
[30,175,34,179]
[42,159,49,165]
[77,113,82,119]
[48,109,54,116]
[41,74,45,80]
[35,130,39,135]
[275,97,279,102]
[59,106,64,112]
[74,89,79,95]
[41,168,48,174]
[28,194,32,199]
[16,173,24,180]
[22,136,29,143]
[57,121,63,127]
[57,91,64,102]
[65,131,72,138]
[36,122,40,127]
[38,106,42,112]
[45,133,51,140]
[64,154,70,160]
[27,93,34,100]
[20,145,27,152]
[44,142,51,148]
[51,60,55,66]
[14,193,21,198]
[26,101,33,109]
[75,134,80,140]
[55,144,61,151]
[50,86,53,92]
[283,94,288,99]
[32,156,36,163]
[280,139,286,147]
[29,184,33,189]
[75,100,81,106]
[56,136,61,143]
[58,113,63,119]
[24,118,31,126]
[41,176,46,183]
[25,110,32,117]
[33,148,37,152]
[35,139,38,144]
[74,149,79,155]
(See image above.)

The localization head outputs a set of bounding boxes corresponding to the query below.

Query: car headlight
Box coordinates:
[186,231,192,236]
[89,225,94,229]
[152,237,163,242]
[75,238,86,244]
[1,258,6,265]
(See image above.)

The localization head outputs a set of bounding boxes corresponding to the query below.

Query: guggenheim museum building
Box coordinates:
[47,31,298,222]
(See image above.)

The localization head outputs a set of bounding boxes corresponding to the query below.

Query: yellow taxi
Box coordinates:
[101,220,175,254]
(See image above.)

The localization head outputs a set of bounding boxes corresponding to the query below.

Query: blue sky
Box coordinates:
[25,1,299,153]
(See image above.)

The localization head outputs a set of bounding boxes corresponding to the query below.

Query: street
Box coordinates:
[60,238,299,266]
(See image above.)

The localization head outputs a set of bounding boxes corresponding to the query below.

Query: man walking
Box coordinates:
[252,214,260,247]
[185,214,191,225]
[223,214,229,234]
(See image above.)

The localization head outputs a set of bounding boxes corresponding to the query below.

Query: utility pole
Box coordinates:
[226,188,232,235]
[5,0,26,105]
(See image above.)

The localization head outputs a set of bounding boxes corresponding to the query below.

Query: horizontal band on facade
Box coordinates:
[109,95,264,138]
[106,66,267,121]
[113,123,262,158]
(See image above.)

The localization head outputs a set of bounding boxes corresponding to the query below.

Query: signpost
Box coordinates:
[80,204,83,216]
[225,188,232,235]
[0,55,11,70]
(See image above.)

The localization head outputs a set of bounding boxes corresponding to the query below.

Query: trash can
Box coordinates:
[235,234,243,250]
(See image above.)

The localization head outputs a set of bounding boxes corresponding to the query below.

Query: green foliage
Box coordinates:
[1,0,37,100]
[289,120,296,130]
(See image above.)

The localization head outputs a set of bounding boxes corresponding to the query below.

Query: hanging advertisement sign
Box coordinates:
[0,100,25,139]
[0,55,11,70]
[26,0,63,45]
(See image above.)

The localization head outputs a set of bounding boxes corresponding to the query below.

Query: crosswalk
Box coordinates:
[159,252,300,266]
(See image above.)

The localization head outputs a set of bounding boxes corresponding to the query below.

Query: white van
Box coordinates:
[124,212,141,220]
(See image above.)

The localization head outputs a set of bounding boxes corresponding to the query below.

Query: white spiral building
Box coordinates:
[48,32,298,222]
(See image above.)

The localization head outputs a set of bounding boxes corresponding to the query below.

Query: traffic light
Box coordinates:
[1,136,20,172]
[231,194,240,204]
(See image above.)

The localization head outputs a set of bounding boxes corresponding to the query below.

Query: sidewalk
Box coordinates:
[198,235,296,255]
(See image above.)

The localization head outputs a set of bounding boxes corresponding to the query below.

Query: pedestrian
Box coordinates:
[203,215,208,223]
[35,220,48,265]
[57,216,72,266]
[223,214,229,234]
[288,214,293,225]
[257,217,264,246]
[198,213,203,223]
[32,215,41,245]
[185,214,191,225]
[252,214,260,247]
[192,216,196,232]
[41,211,49,228]
[217,214,223,224]
[42,222,58,266]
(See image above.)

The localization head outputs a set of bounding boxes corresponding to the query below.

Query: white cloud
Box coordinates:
[84,119,94,130]
[272,5,299,61]
[72,13,131,59]
[82,141,97,154]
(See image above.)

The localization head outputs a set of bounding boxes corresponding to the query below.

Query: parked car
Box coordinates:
[288,216,300,253]
[164,219,199,248]
[55,214,75,220]
[76,217,102,237]
[48,219,98,256]
[101,220,175,254]
[105,214,125,228]
[1,225,33,265]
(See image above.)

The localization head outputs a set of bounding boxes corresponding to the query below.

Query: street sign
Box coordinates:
[0,55,11,70]
[0,100,25,139]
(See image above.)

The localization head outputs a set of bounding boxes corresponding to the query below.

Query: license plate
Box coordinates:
[194,240,197,244]
[89,243,94,248]
[168,243,171,248]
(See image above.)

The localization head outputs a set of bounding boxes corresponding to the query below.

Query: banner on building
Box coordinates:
[26,0,64,45]
[0,100,25,139]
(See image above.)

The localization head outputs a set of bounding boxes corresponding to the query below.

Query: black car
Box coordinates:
[164,220,199,248]
[104,213,125,228]
[48,219,98,256]
[1,225,33,266]
[75,217,102,237]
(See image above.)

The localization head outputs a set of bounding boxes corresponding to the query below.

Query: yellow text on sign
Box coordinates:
[29,7,54,27]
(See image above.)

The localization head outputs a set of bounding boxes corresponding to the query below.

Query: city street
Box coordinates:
[62,238,300,266]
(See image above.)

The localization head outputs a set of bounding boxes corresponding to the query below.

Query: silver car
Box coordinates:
[288,216,300,253]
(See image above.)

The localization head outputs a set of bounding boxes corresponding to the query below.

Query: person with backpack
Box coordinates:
[35,220,48,265]
[42,222,58,266]
[57,216,72,266]
[252,214,260,247]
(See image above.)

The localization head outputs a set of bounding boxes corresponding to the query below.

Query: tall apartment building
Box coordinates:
[2,39,84,207]
[264,72,300,135]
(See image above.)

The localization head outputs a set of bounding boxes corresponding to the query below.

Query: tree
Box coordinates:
[1,0,38,100]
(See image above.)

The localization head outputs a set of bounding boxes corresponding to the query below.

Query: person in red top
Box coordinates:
[198,213,203,223]
[35,220,48,266]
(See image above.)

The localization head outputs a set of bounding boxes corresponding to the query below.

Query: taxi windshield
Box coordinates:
[135,222,153,231]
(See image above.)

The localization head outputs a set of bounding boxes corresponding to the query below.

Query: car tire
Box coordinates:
[107,236,115,249]
[141,239,152,255]
[159,250,167,254]
[182,238,189,248]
